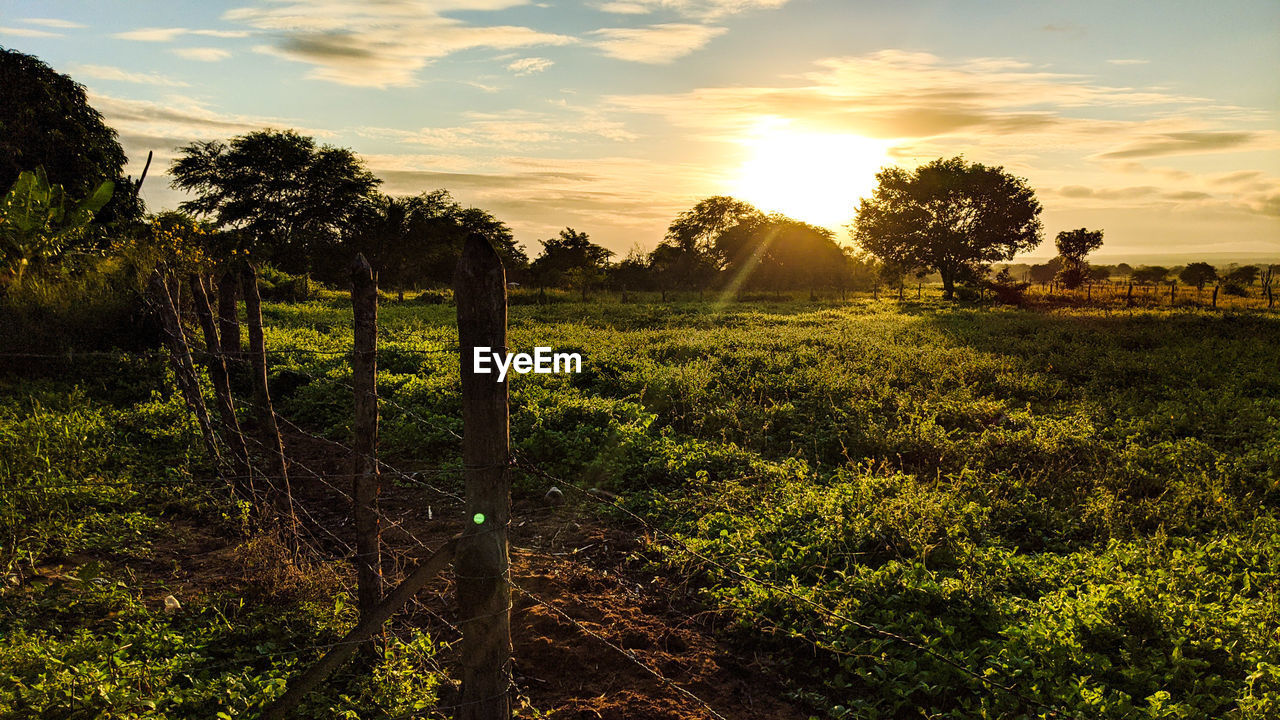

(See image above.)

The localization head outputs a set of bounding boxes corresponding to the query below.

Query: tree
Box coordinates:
[1090,266,1112,283]
[0,48,141,226]
[1178,262,1217,290]
[1054,227,1104,289]
[1131,266,1169,285]
[1225,265,1260,286]
[853,156,1043,299]
[170,130,380,271]
[652,196,760,292]
[530,228,613,297]
[336,190,527,294]
[1028,257,1063,284]
[714,213,848,292]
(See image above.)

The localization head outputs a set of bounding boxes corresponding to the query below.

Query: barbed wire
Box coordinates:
[512,453,1079,720]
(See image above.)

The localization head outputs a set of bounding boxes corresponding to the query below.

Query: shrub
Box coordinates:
[256,264,313,301]
[0,256,157,354]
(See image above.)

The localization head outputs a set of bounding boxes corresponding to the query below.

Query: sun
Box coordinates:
[731,124,891,229]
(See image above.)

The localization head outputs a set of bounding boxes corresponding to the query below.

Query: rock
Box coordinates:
[163,595,181,614]
[544,486,564,505]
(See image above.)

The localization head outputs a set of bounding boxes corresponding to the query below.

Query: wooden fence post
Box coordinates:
[241,264,293,525]
[454,233,512,720]
[1212,284,1220,309]
[217,270,242,364]
[190,273,253,492]
[350,254,383,617]
[149,271,222,469]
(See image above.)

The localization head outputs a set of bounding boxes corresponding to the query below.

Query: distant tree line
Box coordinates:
[4,46,1275,306]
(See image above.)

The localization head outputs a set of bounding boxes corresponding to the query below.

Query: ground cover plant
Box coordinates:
[0,357,449,719]
[252,292,1280,719]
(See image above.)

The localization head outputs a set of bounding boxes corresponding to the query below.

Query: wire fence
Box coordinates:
[2,284,1087,720]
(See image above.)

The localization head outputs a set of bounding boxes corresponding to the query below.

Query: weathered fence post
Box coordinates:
[1212,284,1220,309]
[240,264,294,532]
[190,273,253,492]
[454,233,512,720]
[350,254,382,617]
[217,270,242,364]
[150,271,222,469]
[1170,281,1176,304]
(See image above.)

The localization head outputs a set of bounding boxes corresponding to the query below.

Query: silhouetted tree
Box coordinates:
[335,189,526,294]
[1178,262,1217,290]
[1131,266,1169,285]
[530,228,613,297]
[0,47,142,226]
[1225,265,1260,286]
[1090,266,1112,282]
[853,157,1043,299]
[652,196,761,292]
[715,213,846,292]
[1054,227,1104,289]
[170,129,380,271]
[1029,257,1063,284]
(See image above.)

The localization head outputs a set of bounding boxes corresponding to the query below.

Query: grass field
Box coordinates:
[4,293,1279,718]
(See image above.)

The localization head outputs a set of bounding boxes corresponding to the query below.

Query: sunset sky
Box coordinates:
[2,0,1277,261]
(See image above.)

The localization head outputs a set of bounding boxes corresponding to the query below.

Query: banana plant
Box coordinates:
[0,167,113,284]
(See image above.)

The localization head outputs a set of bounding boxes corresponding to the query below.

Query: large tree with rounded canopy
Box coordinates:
[0,47,141,225]
[853,157,1043,299]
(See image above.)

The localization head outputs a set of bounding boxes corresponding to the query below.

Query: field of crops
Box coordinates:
[4,293,1279,718]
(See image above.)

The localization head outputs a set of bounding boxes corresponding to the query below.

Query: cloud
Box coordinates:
[1107,58,1150,65]
[1056,185,1159,200]
[508,56,553,75]
[1093,131,1260,160]
[0,26,62,38]
[224,0,575,87]
[362,153,727,248]
[356,105,638,150]
[19,18,87,29]
[70,64,191,87]
[173,47,232,62]
[593,0,789,20]
[604,50,1279,165]
[1210,170,1263,186]
[590,23,726,63]
[113,27,250,42]
[595,2,652,14]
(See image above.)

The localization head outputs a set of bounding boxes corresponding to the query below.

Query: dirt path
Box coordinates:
[132,428,810,719]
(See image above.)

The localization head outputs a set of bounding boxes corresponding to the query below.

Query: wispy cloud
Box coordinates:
[1107,58,1150,65]
[595,2,652,14]
[0,26,62,38]
[71,64,190,87]
[113,27,249,42]
[1092,132,1260,160]
[591,23,726,63]
[19,18,87,29]
[173,47,232,62]
[508,56,553,75]
[224,0,575,87]
[595,0,789,21]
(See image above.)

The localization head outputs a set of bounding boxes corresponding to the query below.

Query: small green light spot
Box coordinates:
[473,513,486,525]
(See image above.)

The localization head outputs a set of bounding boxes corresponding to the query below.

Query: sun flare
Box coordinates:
[732,124,892,229]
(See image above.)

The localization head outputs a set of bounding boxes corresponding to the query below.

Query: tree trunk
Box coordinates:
[940,271,956,300]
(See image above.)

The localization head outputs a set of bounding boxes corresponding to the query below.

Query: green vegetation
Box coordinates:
[0,360,448,719]
[254,294,1279,719]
